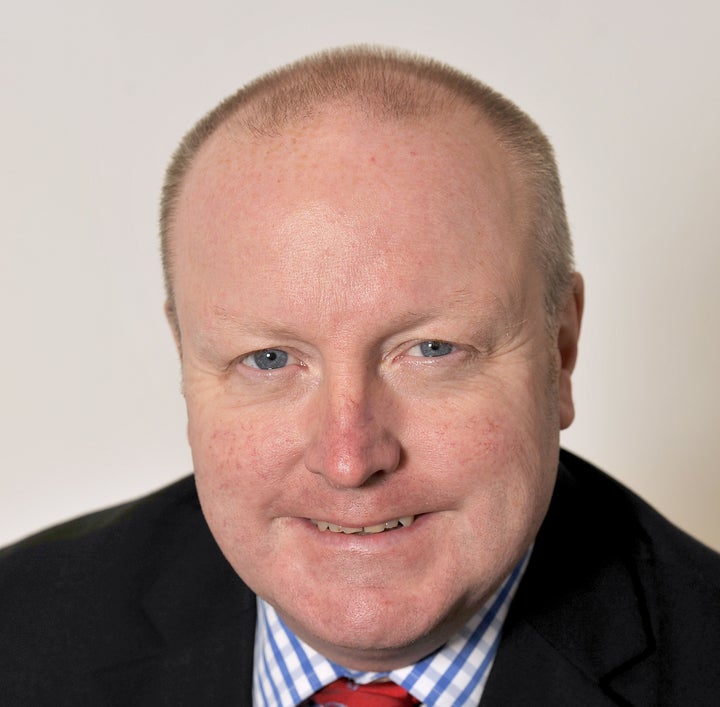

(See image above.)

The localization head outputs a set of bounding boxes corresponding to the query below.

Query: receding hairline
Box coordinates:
[161,46,574,327]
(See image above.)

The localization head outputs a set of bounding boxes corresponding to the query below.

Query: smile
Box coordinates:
[310,516,415,535]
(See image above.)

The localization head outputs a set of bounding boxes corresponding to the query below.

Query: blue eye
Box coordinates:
[244,349,289,370]
[417,340,454,357]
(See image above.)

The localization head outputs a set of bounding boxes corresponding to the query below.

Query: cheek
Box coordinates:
[414,400,535,473]
[187,412,299,577]
[188,401,297,480]
[414,393,556,523]
[189,414,254,488]
[187,407,297,533]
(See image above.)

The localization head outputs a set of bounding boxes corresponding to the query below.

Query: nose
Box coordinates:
[303,373,402,488]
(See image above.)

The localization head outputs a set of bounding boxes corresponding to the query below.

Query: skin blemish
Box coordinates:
[369,155,376,163]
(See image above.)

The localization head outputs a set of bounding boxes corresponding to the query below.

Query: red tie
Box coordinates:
[310,677,420,706]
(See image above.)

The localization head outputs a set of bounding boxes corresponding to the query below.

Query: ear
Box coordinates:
[557,272,584,430]
[164,299,182,359]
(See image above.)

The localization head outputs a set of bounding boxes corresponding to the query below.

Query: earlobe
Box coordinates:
[557,272,584,430]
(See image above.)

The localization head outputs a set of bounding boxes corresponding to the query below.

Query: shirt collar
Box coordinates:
[253,548,530,706]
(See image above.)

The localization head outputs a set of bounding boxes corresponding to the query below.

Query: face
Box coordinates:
[170,106,581,670]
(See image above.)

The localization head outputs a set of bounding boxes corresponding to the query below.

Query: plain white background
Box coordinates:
[1,1,718,550]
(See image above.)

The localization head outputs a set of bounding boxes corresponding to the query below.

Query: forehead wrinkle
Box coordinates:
[207,287,520,345]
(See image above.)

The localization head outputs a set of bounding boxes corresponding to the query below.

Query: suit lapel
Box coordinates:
[88,491,257,705]
[482,457,657,705]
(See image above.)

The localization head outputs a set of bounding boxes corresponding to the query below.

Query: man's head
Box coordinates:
[162,47,583,670]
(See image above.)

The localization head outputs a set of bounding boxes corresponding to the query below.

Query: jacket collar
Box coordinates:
[90,481,257,704]
[482,453,656,705]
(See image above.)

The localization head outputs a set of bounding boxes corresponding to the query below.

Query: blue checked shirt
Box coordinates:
[253,549,530,707]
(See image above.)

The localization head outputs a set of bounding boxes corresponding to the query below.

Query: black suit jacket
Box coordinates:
[1,450,719,705]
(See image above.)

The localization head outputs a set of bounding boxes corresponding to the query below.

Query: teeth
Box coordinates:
[311,516,415,535]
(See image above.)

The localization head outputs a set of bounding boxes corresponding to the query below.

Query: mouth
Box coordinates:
[310,515,416,535]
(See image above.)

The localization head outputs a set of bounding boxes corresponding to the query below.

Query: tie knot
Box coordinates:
[310,677,420,706]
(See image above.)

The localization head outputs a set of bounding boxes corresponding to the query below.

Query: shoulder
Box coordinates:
[486,451,720,705]
[0,477,256,704]
[0,476,211,680]
[0,474,201,575]
[555,451,720,699]
[556,449,720,585]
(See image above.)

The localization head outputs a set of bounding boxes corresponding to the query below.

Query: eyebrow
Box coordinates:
[208,305,302,338]
[207,288,523,340]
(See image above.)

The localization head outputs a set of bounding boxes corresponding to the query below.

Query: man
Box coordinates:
[1,47,719,706]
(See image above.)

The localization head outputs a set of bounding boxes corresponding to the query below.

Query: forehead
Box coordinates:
[183,102,523,214]
[172,105,534,325]
[176,105,527,230]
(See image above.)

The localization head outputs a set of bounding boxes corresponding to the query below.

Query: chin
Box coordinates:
[271,582,474,671]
